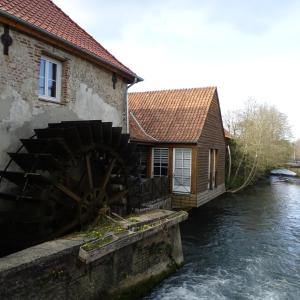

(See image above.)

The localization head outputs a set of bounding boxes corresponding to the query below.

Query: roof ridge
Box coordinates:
[129,86,217,94]
[48,0,133,74]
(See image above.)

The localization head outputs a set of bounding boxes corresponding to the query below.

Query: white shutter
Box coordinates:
[153,148,168,176]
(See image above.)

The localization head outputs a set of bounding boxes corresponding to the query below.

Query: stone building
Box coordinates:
[0,0,141,168]
[129,87,226,208]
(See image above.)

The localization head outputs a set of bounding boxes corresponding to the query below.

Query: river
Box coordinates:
[144,177,300,300]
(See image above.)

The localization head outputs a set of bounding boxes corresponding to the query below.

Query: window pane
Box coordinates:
[174,177,183,185]
[183,168,190,176]
[154,167,160,176]
[39,59,46,77]
[48,62,57,98]
[182,178,191,187]
[174,168,181,176]
[48,80,56,98]
[161,167,168,176]
[176,159,182,168]
[183,159,190,168]
[175,151,182,160]
[183,150,191,159]
[39,78,45,96]
[48,62,57,81]
[39,59,46,96]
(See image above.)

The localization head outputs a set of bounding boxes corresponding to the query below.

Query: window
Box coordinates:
[152,148,168,177]
[208,149,218,189]
[39,56,62,102]
[173,148,192,193]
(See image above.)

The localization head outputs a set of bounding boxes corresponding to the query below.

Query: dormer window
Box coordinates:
[38,56,62,102]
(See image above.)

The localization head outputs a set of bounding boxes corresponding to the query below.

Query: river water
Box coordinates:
[144,177,300,300]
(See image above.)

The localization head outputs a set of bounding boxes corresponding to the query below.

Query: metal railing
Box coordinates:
[128,176,169,210]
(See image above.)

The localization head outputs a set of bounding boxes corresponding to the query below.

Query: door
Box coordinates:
[173,148,192,193]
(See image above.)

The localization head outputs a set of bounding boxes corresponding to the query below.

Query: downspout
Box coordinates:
[125,77,138,133]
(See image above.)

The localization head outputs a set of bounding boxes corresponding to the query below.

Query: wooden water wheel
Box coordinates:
[0,120,138,254]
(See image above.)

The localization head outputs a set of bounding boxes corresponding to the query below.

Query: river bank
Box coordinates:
[144,177,300,299]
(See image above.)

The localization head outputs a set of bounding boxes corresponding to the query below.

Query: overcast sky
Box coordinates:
[53,0,300,139]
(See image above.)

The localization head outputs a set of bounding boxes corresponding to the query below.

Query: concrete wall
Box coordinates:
[0,24,127,168]
[0,223,183,299]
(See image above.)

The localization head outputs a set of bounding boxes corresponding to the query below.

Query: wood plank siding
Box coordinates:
[129,87,226,209]
[173,92,226,208]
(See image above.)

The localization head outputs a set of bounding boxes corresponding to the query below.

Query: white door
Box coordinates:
[173,148,192,193]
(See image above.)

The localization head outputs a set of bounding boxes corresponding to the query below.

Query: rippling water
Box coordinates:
[144,177,300,300]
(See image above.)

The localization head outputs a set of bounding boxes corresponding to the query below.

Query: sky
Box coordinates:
[53,0,300,139]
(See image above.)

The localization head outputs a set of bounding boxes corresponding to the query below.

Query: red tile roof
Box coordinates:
[0,0,138,80]
[129,87,217,143]
[129,112,157,143]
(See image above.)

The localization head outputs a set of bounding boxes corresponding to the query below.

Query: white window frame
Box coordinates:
[152,148,169,177]
[208,149,217,190]
[172,148,192,194]
[38,56,62,102]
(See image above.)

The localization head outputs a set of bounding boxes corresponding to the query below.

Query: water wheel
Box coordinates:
[0,120,137,254]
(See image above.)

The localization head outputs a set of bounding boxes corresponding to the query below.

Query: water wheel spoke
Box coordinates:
[109,189,128,205]
[85,154,94,189]
[101,158,116,190]
[0,120,138,253]
[54,183,81,203]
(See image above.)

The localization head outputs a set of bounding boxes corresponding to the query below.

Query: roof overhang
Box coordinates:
[129,138,197,145]
[0,10,143,84]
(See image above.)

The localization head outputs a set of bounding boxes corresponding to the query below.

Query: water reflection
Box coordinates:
[144,177,300,300]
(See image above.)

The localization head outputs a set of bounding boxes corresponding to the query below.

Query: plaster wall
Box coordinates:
[0,24,127,168]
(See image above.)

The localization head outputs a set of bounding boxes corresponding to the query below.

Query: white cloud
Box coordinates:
[53,0,300,139]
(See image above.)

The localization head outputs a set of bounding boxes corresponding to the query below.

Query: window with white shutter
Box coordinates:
[152,148,168,177]
[173,148,192,193]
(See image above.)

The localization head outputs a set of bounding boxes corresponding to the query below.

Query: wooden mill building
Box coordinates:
[129,87,226,208]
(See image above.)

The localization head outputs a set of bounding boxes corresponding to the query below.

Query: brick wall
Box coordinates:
[0,23,127,168]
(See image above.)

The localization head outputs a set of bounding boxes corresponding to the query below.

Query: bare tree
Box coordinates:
[226,100,292,192]
[294,139,300,161]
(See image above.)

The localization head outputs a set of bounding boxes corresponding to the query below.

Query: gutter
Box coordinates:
[0,10,143,84]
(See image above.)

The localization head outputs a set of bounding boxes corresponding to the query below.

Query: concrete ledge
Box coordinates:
[0,209,188,299]
[79,210,188,263]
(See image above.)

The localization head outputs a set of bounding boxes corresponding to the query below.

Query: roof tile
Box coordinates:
[0,0,136,78]
[129,87,217,143]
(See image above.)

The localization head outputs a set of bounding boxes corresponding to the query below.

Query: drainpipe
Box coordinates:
[125,77,138,133]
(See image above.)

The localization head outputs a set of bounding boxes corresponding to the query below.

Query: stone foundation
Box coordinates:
[0,210,187,299]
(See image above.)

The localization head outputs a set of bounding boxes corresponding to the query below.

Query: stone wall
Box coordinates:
[0,23,128,168]
[0,221,184,299]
